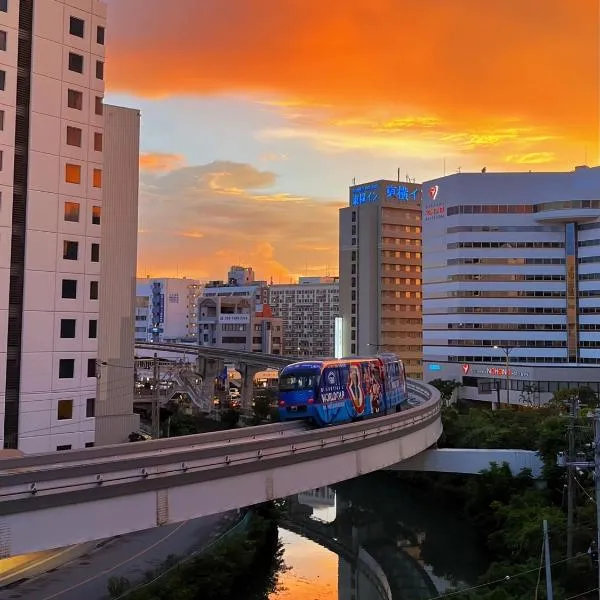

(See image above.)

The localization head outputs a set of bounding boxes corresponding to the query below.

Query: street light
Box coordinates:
[494,345,516,406]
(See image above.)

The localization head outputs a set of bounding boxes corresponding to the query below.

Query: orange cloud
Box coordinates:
[137,161,343,281]
[139,152,186,172]
[107,0,599,166]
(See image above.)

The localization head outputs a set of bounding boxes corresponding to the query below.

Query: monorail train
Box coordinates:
[277,353,407,426]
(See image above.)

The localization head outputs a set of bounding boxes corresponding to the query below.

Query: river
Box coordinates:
[270,472,489,600]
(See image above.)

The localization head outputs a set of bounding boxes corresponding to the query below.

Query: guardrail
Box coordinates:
[0,381,441,516]
[135,342,292,369]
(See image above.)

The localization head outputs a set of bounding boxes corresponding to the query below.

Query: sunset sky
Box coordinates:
[104,0,599,282]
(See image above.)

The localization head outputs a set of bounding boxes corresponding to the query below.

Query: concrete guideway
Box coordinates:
[0,380,442,557]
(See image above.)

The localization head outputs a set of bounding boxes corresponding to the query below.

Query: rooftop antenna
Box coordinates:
[397,167,400,182]
[481,166,487,173]
[457,166,462,174]
[352,177,356,185]
[585,145,588,165]
[443,158,446,176]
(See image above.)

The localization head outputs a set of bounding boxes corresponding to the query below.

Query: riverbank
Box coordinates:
[113,503,284,600]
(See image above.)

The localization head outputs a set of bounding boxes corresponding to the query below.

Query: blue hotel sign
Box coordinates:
[352,183,420,206]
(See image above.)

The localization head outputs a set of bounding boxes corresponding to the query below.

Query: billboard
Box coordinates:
[219,314,250,324]
[350,180,422,207]
[424,184,445,220]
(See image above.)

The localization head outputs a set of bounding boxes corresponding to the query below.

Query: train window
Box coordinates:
[279,372,319,391]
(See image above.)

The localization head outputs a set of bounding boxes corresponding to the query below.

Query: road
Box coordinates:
[0,512,236,600]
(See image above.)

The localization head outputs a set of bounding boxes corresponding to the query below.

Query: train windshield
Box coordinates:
[279,371,320,392]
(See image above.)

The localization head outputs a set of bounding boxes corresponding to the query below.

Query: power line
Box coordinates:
[426,553,590,600]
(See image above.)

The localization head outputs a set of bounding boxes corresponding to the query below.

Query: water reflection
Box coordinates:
[271,473,487,600]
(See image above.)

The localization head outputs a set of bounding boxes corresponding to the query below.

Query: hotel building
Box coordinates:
[422,165,600,405]
[339,180,423,378]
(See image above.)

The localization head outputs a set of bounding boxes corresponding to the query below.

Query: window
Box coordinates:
[85,442,95,448]
[0,110,4,131]
[95,60,104,80]
[63,240,78,260]
[92,205,100,225]
[68,52,83,73]
[0,150,3,170]
[60,318,76,338]
[67,89,83,110]
[64,201,80,222]
[65,163,81,184]
[87,358,96,378]
[86,398,95,418]
[57,399,73,420]
[61,279,77,299]
[57,444,72,451]
[66,126,82,147]
[92,168,102,188]
[91,243,99,262]
[88,319,97,338]
[58,359,75,379]
[0,70,5,91]
[0,1,6,13]
[90,280,98,299]
[69,16,84,38]
[95,96,103,115]
[0,31,6,52]
[96,26,105,45]
[93,132,102,151]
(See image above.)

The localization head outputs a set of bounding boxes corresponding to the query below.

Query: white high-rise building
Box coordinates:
[422,165,600,405]
[0,0,136,453]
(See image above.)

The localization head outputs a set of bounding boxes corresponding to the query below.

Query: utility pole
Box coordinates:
[152,352,160,439]
[557,409,600,593]
[543,519,554,600]
[567,394,577,559]
[594,409,600,599]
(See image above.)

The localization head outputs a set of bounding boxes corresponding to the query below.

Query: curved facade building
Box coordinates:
[422,165,600,405]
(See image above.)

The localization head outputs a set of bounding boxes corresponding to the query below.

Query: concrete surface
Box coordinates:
[0,512,235,600]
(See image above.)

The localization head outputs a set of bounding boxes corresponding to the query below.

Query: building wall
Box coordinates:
[0,0,19,445]
[95,104,139,446]
[135,277,200,341]
[340,180,423,378]
[422,166,600,401]
[198,296,282,354]
[268,280,339,357]
[8,0,107,453]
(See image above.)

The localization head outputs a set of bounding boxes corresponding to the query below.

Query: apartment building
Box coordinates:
[339,180,423,378]
[198,295,282,354]
[268,277,340,357]
[0,1,141,453]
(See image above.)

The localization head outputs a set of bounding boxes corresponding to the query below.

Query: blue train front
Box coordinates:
[278,354,407,427]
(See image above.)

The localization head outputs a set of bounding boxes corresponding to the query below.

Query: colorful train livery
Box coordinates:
[277,353,407,426]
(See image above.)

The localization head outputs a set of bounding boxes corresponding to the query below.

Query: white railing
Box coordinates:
[0,381,440,516]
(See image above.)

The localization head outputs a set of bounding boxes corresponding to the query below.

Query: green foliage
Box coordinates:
[120,506,284,600]
[429,378,461,404]
[221,408,240,428]
[411,407,599,599]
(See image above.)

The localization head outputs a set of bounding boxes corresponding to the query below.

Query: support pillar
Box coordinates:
[240,363,260,413]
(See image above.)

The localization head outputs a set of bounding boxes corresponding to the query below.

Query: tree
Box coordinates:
[549,387,598,411]
[429,378,461,405]
[221,408,240,429]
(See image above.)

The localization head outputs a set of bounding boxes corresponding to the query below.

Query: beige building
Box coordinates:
[95,105,141,445]
[268,277,339,358]
[339,180,423,378]
[198,296,282,354]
